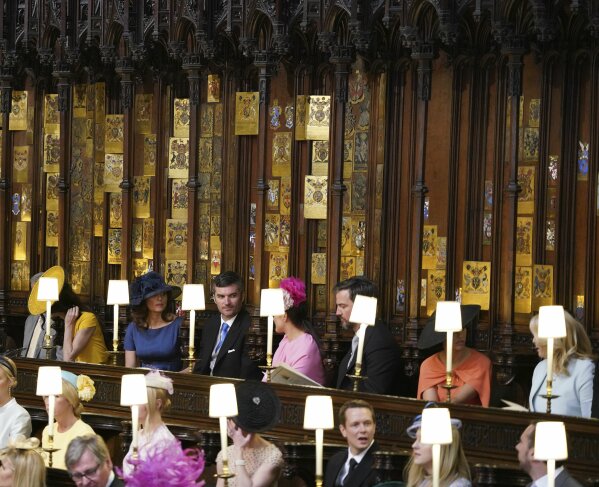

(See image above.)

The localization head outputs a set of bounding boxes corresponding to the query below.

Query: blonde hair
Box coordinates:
[0,357,17,387]
[0,447,46,487]
[530,311,594,376]
[404,426,471,487]
[61,379,84,418]
[144,386,171,430]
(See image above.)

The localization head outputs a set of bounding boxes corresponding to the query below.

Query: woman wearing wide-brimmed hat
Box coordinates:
[416,305,492,407]
[28,266,107,364]
[216,381,283,487]
[124,272,183,371]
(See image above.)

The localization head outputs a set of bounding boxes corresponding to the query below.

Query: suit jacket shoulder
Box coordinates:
[324,449,347,487]
[556,469,584,487]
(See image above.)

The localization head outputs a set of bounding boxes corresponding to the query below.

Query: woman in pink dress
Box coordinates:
[269,277,326,385]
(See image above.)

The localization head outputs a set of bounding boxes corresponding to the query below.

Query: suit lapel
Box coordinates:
[214,311,246,364]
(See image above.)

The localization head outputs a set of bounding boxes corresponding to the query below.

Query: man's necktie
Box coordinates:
[347,335,360,370]
[343,458,358,485]
[214,323,230,355]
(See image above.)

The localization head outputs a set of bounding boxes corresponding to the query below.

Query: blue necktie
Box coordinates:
[214,323,230,354]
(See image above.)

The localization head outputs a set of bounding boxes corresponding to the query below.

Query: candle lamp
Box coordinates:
[107,280,129,361]
[534,421,568,487]
[209,383,238,484]
[303,395,334,487]
[37,277,60,359]
[120,374,149,460]
[420,407,453,487]
[182,284,206,364]
[434,301,462,402]
[538,305,567,413]
[347,294,377,391]
[259,288,285,381]
[36,366,63,467]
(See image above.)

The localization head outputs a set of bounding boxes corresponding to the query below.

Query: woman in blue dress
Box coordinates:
[125,272,183,371]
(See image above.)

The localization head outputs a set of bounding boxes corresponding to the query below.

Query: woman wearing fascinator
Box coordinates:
[0,357,31,449]
[41,371,96,470]
[122,370,178,475]
[125,272,183,371]
[0,435,46,487]
[267,277,325,385]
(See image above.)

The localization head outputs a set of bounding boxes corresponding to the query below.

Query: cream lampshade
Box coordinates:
[37,277,59,302]
[349,295,377,325]
[434,301,462,332]
[303,395,334,482]
[209,383,238,467]
[182,284,206,356]
[107,280,129,351]
[420,407,453,487]
[260,288,285,359]
[538,306,567,338]
[120,374,149,456]
[534,421,568,487]
[36,366,63,396]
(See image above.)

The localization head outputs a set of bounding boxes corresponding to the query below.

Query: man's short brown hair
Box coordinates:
[338,399,375,426]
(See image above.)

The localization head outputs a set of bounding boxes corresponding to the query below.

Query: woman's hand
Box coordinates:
[64,306,80,330]
[229,422,252,448]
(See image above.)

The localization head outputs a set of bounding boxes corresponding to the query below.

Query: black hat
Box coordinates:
[233,381,281,433]
[417,304,481,350]
[129,271,181,306]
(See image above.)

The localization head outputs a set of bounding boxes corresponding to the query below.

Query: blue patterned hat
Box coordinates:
[129,272,181,306]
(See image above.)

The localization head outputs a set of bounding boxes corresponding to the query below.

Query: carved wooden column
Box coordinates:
[183,56,202,276]
[251,51,278,304]
[406,43,432,348]
[0,73,12,343]
[116,57,134,279]
[495,35,525,356]
[54,65,71,267]
[326,45,352,326]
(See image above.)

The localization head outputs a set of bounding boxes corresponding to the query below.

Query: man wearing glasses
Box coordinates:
[65,435,124,487]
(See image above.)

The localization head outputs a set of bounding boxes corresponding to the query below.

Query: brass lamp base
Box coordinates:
[346,373,367,392]
[42,334,54,360]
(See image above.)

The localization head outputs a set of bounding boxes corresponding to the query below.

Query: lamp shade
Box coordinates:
[182,284,206,310]
[260,288,285,317]
[107,280,130,305]
[37,277,59,302]
[209,383,238,418]
[434,301,462,332]
[534,422,568,461]
[303,395,334,430]
[538,305,567,339]
[120,374,148,406]
[349,295,377,325]
[420,408,453,445]
[36,366,63,396]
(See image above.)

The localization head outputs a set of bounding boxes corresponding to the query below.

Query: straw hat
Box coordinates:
[27,266,65,315]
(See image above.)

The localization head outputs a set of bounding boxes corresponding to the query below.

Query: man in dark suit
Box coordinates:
[65,434,124,487]
[516,423,583,487]
[324,400,379,487]
[334,276,400,394]
[193,271,261,379]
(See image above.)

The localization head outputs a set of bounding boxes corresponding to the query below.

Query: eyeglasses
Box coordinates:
[69,463,101,482]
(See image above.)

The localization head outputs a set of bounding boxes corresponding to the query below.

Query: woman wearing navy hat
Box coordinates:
[124,272,183,371]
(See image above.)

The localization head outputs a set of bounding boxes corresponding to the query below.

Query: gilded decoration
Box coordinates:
[105,115,124,153]
[279,215,290,247]
[198,138,213,172]
[95,82,106,123]
[306,95,330,140]
[295,95,307,140]
[312,141,329,177]
[133,176,151,218]
[44,134,60,172]
[207,75,220,103]
[109,193,123,228]
[268,252,289,287]
[132,223,143,253]
[351,172,366,213]
[169,137,190,178]
[528,99,540,128]
[107,228,122,264]
[271,132,291,177]
[44,94,59,133]
[340,256,356,281]
[311,253,326,284]
[462,261,491,310]
[354,132,368,171]
[210,249,221,274]
[10,262,29,291]
[46,173,59,211]
[142,218,154,259]
[46,211,59,247]
[13,146,29,183]
[13,221,27,261]
[517,166,535,215]
[234,92,259,135]
[136,94,153,134]
[264,214,280,251]
[69,261,90,294]
[514,266,532,314]
[9,91,27,131]
[165,219,188,259]
[200,104,214,137]
[427,270,446,316]
[166,260,187,286]
[267,180,279,210]
[304,175,327,219]
[172,179,188,219]
[173,98,190,137]
[73,85,87,117]
[516,217,533,266]
[104,154,123,192]
[532,264,553,309]
[280,177,291,215]
[133,258,148,278]
[341,217,352,256]
[94,163,105,203]
[93,201,104,236]
[214,104,223,136]
[21,185,32,221]
[143,135,157,176]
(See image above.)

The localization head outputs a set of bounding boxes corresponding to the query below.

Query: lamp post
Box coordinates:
[120,374,148,460]
[209,383,238,484]
[259,288,285,381]
[181,284,206,364]
[36,366,62,467]
[347,294,377,391]
[538,305,567,413]
[420,407,453,487]
[107,280,129,358]
[434,301,462,402]
[534,421,568,487]
[303,395,334,487]
[37,277,59,359]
